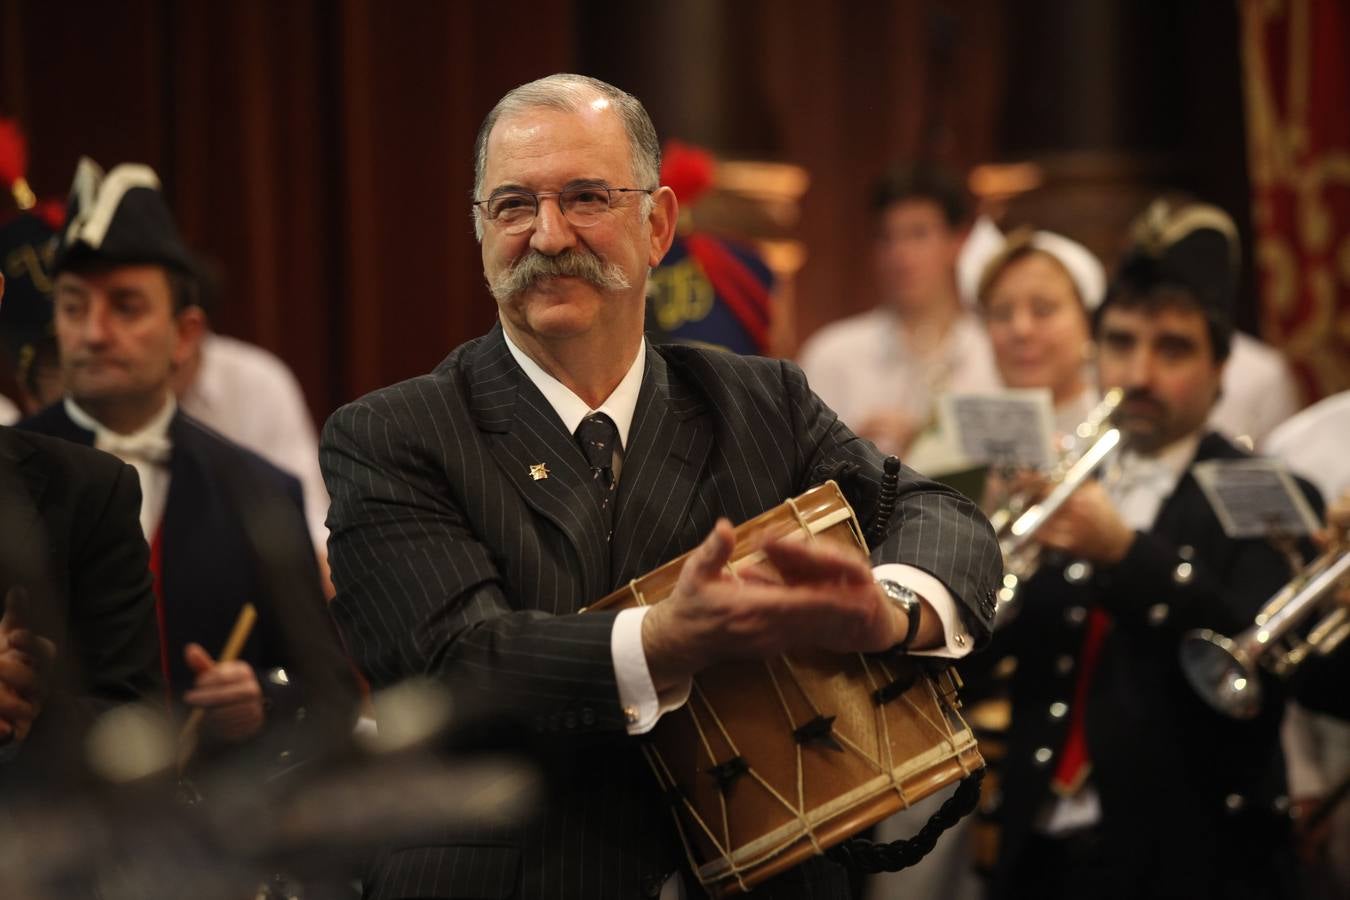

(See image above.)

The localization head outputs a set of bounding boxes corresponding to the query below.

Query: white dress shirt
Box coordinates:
[177,333,329,551]
[798,307,1002,436]
[1210,333,1302,447]
[502,330,972,739]
[1053,385,1100,442]
[1262,389,1350,503]
[65,395,176,539]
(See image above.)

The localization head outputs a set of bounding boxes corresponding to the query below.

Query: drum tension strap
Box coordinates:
[871,666,919,705]
[706,756,750,791]
[792,714,842,751]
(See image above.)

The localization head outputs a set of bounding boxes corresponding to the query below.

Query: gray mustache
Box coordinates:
[489,250,630,301]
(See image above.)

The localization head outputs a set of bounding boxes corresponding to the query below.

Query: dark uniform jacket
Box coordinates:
[0,425,160,792]
[964,431,1322,900]
[320,325,1003,900]
[19,404,354,755]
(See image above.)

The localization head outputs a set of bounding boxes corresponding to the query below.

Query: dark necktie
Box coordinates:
[574,413,619,527]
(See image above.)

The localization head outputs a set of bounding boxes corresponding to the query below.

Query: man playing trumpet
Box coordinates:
[967,200,1321,900]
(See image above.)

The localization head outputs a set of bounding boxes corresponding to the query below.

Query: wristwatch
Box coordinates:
[878,579,922,652]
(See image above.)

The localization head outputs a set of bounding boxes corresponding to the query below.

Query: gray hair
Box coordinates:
[472,74,661,239]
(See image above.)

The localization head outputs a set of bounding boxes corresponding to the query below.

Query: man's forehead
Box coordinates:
[877,199,953,235]
[1101,307,1209,353]
[483,101,632,187]
[56,264,170,290]
[1102,305,1207,341]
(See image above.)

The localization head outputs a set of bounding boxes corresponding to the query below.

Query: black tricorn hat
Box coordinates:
[53,157,195,276]
[1107,199,1240,325]
[0,210,58,378]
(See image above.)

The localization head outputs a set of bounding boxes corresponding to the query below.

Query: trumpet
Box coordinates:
[989,388,1124,624]
[1180,546,1350,719]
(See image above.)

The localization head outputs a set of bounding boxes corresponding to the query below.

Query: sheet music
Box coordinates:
[1191,459,1320,539]
[939,389,1057,470]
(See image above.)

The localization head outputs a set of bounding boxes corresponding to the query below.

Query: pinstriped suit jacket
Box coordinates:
[321,324,1001,900]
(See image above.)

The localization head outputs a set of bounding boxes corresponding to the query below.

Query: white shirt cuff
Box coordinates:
[612,606,692,735]
[872,563,973,658]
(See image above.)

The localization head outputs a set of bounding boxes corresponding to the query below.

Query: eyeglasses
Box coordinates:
[472,185,654,235]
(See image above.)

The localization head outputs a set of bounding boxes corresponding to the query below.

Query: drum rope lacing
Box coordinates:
[624,493,982,891]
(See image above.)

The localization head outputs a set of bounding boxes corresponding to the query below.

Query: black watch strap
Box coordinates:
[878,579,922,652]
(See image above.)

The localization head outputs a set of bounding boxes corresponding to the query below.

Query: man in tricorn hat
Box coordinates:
[18,158,352,758]
[0,260,160,794]
[962,199,1321,900]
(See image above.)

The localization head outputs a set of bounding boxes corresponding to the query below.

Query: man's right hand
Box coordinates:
[182,644,266,743]
[0,588,57,746]
[640,520,909,691]
[1316,488,1350,550]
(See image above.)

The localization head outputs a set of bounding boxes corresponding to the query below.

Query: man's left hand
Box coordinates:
[182,643,265,742]
[1035,481,1135,565]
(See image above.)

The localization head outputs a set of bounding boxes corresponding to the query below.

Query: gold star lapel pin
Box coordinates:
[529,463,550,481]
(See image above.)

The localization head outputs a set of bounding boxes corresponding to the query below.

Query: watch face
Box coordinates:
[881,581,900,601]
[880,580,915,607]
[878,579,920,651]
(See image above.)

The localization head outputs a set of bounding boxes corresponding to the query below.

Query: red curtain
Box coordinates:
[1,0,1005,415]
[1241,0,1350,400]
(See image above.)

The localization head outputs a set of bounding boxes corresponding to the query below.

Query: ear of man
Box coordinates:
[645,186,680,267]
[171,305,208,371]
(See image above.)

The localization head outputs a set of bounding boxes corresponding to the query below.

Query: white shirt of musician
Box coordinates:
[65,394,175,540]
[503,331,973,739]
[1039,429,1202,835]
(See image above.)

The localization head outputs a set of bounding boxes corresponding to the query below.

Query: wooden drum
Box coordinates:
[585,482,984,896]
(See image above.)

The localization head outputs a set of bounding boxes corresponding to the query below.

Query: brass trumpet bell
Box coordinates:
[1179,629,1263,719]
[1181,548,1350,719]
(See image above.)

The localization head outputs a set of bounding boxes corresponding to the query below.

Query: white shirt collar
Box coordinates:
[64,393,177,447]
[1109,430,1205,526]
[502,328,646,448]
[1103,431,1203,532]
[1119,430,1204,484]
[65,394,176,539]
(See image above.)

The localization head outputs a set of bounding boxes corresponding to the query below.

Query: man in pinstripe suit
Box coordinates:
[321,74,1002,900]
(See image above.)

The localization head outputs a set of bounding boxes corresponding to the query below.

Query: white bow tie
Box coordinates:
[1114,458,1174,494]
[96,431,172,466]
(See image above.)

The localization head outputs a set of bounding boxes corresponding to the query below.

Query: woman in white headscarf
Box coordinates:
[977,227,1105,438]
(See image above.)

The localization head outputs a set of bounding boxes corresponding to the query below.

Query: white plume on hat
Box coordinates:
[62,156,162,252]
[53,156,194,275]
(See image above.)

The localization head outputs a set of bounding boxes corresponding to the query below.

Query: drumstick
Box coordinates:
[177,603,258,773]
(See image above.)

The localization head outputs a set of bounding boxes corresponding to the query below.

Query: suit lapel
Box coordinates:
[161,412,209,607]
[1151,431,1232,537]
[163,411,198,538]
[0,427,46,510]
[0,429,47,583]
[610,348,713,587]
[30,402,96,447]
[467,328,611,602]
